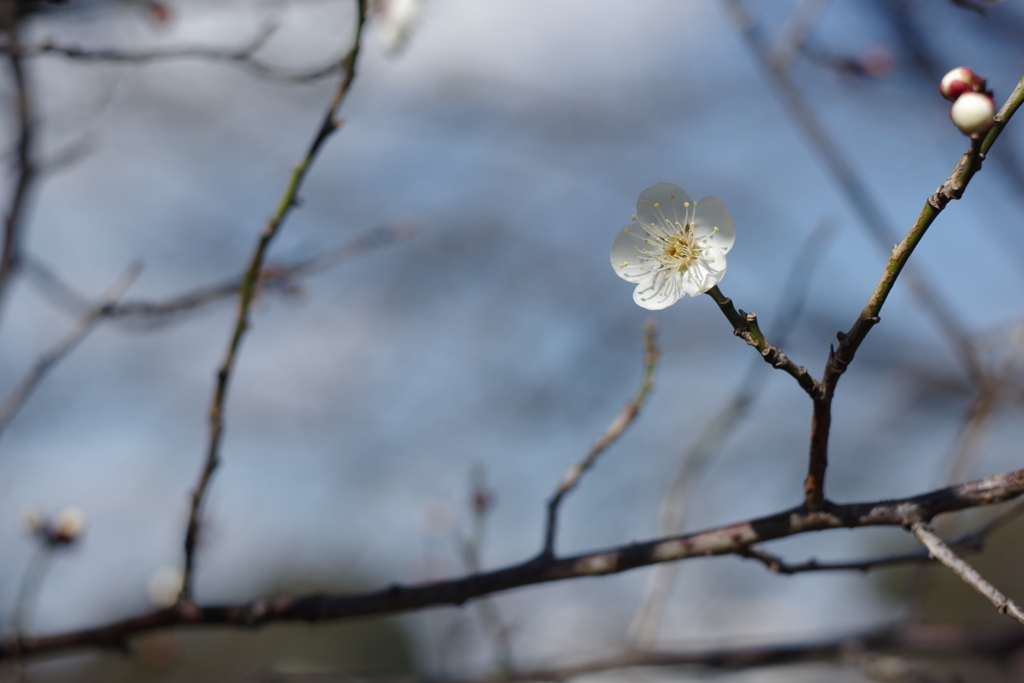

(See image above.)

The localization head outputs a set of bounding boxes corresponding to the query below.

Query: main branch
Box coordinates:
[5,468,1022,662]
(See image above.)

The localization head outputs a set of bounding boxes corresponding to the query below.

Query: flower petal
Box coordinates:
[636,183,693,232]
[632,269,684,310]
[686,248,727,294]
[610,225,659,282]
[692,196,735,253]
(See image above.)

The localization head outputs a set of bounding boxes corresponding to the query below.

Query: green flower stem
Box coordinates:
[706,285,818,396]
[832,75,1024,377]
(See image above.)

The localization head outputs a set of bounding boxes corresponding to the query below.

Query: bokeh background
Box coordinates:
[1,0,1024,680]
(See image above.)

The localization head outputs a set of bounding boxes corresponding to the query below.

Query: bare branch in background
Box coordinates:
[0,263,140,439]
[23,222,416,327]
[3,468,1024,662]
[541,320,658,558]
[768,0,830,71]
[6,23,346,83]
[457,467,514,678]
[910,522,1024,626]
[448,621,1020,683]
[0,16,36,329]
[180,0,369,603]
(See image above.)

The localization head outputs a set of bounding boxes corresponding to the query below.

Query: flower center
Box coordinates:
[660,228,702,272]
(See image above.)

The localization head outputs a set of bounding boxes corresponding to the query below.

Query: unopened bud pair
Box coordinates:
[22,507,85,545]
[940,67,995,137]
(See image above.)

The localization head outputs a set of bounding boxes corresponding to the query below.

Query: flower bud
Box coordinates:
[950,91,995,136]
[53,507,84,543]
[940,67,983,102]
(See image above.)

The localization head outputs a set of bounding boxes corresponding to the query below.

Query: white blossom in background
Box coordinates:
[147,567,184,608]
[53,507,85,542]
[376,0,421,56]
[611,183,735,310]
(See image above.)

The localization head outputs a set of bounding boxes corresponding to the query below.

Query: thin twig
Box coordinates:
[458,467,515,678]
[731,495,1024,574]
[110,222,414,325]
[768,0,830,71]
[944,384,998,487]
[179,0,369,604]
[706,285,818,395]
[0,19,35,329]
[540,321,658,558]
[4,468,1024,662]
[6,546,52,638]
[806,78,1024,511]
[0,264,140,438]
[910,522,1024,626]
[8,25,345,83]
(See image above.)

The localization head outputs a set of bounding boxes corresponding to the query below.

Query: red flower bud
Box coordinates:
[940,67,983,102]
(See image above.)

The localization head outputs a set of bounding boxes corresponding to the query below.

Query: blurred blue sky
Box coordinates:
[1,0,1023,679]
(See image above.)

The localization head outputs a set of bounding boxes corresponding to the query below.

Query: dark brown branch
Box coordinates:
[180,0,368,603]
[0,19,36,327]
[6,25,345,83]
[541,321,658,557]
[738,544,930,575]
[706,285,818,396]
[4,468,1024,662]
[739,498,1024,575]
[0,264,139,438]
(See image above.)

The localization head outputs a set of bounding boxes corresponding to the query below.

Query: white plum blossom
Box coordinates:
[377,0,421,56]
[611,183,735,310]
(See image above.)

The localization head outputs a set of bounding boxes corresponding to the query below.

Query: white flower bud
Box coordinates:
[53,507,84,542]
[950,92,995,136]
[940,67,982,102]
